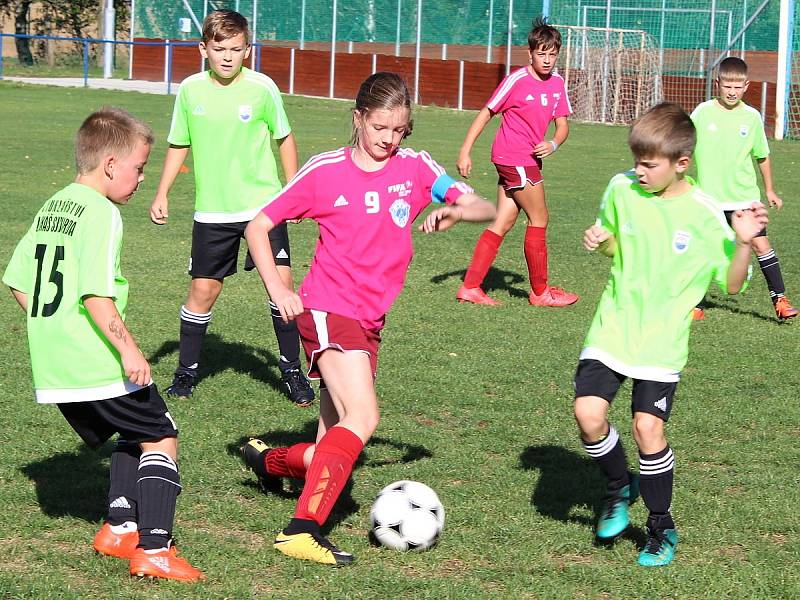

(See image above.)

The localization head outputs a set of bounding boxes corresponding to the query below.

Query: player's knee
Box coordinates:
[189,279,222,307]
[573,399,605,435]
[632,414,663,447]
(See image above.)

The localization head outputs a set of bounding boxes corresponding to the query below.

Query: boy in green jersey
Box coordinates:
[574,103,767,567]
[691,56,796,320]
[3,108,204,582]
[150,9,314,404]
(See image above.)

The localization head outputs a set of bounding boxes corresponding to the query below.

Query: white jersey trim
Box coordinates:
[35,379,149,404]
[580,348,681,383]
[487,68,528,111]
[691,189,736,239]
[193,206,264,223]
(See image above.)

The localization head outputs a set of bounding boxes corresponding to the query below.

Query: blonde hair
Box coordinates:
[350,72,413,145]
[628,102,695,161]
[717,56,748,82]
[202,9,250,44]
[75,107,154,175]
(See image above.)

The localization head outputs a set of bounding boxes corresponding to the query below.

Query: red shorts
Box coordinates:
[495,163,543,191]
[295,309,381,380]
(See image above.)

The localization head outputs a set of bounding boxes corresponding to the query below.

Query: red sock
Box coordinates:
[294,427,364,526]
[266,442,313,479]
[463,229,503,289]
[525,226,548,295]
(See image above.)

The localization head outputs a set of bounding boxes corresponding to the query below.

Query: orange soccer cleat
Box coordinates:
[692,307,705,321]
[456,285,501,306]
[129,546,206,582]
[774,296,799,320]
[93,522,139,559]
[528,286,579,307]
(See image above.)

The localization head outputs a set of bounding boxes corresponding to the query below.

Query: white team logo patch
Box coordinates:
[238,104,253,122]
[389,199,411,228]
[739,124,748,137]
[672,230,691,254]
[334,195,349,207]
[192,104,205,116]
[525,94,535,101]
[654,397,668,412]
[707,122,717,132]
[276,248,289,259]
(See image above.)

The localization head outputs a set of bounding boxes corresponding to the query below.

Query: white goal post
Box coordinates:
[555,24,661,125]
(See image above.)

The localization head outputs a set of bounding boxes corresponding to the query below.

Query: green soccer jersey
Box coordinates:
[581,172,742,381]
[168,67,292,222]
[691,99,769,210]
[2,183,144,403]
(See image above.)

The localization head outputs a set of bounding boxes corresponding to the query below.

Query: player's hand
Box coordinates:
[121,349,151,387]
[766,190,783,210]
[418,206,463,233]
[268,286,304,322]
[732,202,768,244]
[150,196,169,225]
[456,153,472,178]
[583,225,611,251]
[533,140,555,159]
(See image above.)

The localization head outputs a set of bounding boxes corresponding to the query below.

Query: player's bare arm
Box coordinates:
[728,202,770,293]
[456,107,493,178]
[9,287,28,311]
[534,116,569,159]
[83,295,151,386]
[244,212,303,322]
[757,156,783,209]
[150,144,190,224]
[419,193,496,233]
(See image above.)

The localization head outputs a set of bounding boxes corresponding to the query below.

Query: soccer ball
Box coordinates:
[369,480,445,551]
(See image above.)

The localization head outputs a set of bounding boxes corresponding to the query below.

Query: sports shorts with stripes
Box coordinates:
[495,162,543,191]
[295,309,381,381]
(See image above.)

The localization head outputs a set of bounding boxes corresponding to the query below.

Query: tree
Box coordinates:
[0,0,34,65]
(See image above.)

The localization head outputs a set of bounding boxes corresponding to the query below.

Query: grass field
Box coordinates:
[0,81,798,599]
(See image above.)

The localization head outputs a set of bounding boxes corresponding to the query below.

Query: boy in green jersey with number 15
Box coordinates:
[573,103,767,567]
[3,108,204,582]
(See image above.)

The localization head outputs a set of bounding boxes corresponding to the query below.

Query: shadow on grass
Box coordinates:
[148,332,285,393]
[226,420,433,531]
[519,444,647,549]
[430,267,528,299]
[700,295,779,324]
[20,442,111,523]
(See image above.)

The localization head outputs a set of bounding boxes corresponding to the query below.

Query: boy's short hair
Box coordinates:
[75,107,155,175]
[202,9,249,45]
[717,56,748,82]
[528,17,561,52]
[629,102,695,161]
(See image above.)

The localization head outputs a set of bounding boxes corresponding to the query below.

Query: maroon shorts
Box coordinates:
[295,309,381,380]
[495,163,543,191]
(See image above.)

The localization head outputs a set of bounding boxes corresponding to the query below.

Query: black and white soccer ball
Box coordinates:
[369,480,445,551]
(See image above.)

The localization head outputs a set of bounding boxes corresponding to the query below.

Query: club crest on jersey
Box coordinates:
[739,124,748,137]
[389,199,411,228]
[238,104,253,122]
[672,230,691,254]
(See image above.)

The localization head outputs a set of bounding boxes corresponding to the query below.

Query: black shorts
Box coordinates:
[57,384,178,449]
[724,209,766,238]
[189,220,292,279]
[573,359,677,422]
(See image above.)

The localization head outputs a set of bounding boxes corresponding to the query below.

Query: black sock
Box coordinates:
[757,250,786,304]
[639,445,675,529]
[283,517,320,536]
[178,305,211,375]
[137,451,181,550]
[582,425,629,491]
[269,300,301,372]
[107,440,141,525]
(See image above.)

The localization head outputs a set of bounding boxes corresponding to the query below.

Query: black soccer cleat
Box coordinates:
[240,438,281,493]
[165,371,198,399]
[280,368,315,407]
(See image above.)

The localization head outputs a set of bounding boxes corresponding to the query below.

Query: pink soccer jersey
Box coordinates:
[486,67,572,167]
[262,147,471,331]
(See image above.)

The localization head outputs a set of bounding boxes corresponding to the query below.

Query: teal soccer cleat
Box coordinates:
[595,474,640,540]
[638,518,678,567]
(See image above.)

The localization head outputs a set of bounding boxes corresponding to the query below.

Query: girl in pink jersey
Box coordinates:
[241,72,495,565]
[456,17,579,307]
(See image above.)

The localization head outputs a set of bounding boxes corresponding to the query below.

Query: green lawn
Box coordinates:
[0,82,798,599]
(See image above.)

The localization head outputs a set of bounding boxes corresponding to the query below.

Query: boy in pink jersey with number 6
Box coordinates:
[239,72,495,566]
[456,17,578,307]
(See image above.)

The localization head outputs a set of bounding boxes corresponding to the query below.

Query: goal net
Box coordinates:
[555,24,661,125]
